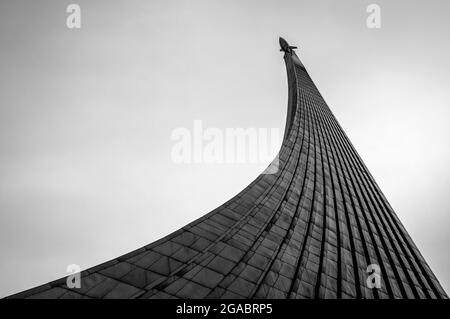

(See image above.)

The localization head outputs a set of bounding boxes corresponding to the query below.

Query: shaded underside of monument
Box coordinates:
[8,39,448,299]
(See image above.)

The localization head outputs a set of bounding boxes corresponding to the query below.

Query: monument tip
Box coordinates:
[279,37,298,53]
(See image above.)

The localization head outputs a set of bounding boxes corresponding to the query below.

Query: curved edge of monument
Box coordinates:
[5,39,301,300]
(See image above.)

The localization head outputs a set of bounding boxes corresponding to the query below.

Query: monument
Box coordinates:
[8,38,448,299]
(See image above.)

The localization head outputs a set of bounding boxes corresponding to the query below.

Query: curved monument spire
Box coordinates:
[7,38,448,299]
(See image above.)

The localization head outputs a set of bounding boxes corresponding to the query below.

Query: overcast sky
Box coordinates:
[1,0,449,297]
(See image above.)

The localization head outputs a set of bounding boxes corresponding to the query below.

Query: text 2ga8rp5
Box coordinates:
[220,303,272,314]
